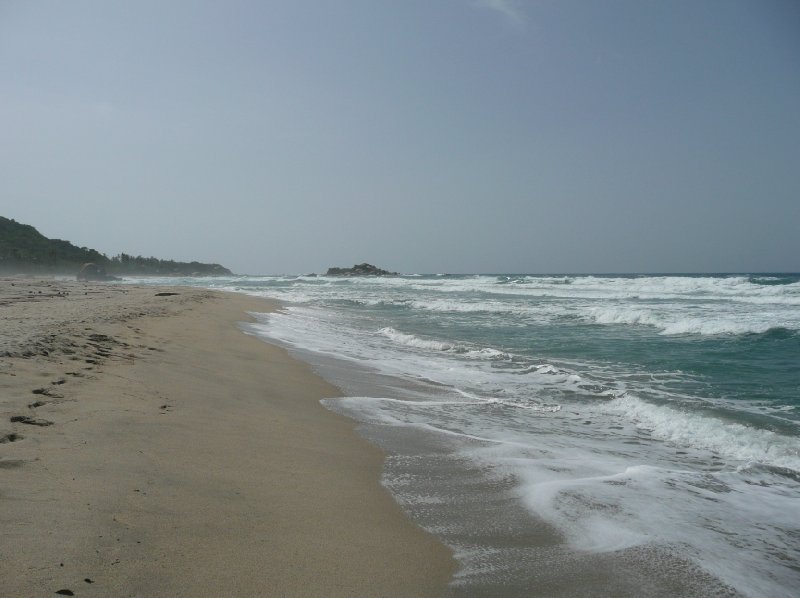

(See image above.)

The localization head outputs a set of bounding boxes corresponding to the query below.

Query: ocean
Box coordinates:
[127,273,799,596]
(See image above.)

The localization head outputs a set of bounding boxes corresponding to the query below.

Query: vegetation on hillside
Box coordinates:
[0,216,232,276]
[107,253,232,277]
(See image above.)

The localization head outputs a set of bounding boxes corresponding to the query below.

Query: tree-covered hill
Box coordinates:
[0,216,232,276]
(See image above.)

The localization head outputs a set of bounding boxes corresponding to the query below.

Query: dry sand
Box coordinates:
[0,278,456,597]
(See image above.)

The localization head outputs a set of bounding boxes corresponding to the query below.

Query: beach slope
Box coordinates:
[0,279,455,596]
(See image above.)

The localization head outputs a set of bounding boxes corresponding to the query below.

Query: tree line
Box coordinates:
[0,216,231,276]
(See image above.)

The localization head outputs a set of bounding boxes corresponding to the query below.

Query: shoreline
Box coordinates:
[253,318,746,598]
[239,279,765,597]
[0,279,456,596]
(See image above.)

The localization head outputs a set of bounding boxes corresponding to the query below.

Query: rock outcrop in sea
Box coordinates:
[325,263,398,277]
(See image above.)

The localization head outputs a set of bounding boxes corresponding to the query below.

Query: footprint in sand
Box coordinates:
[32,387,64,398]
[10,415,53,427]
[0,459,24,469]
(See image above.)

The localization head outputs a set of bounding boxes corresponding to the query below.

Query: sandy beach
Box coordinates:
[0,278,455,597]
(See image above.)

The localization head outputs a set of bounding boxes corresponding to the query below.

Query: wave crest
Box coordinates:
[378,327,456,352]
[585,306,794,336]
[605,394,800,471]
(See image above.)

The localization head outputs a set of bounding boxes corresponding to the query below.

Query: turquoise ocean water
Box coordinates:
[128,273,799,596]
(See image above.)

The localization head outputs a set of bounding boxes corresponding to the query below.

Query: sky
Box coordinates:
[1,0,798,274]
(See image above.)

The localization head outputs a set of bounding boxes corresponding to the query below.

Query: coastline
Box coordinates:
[234,274,783,597]
[0,279,456,596]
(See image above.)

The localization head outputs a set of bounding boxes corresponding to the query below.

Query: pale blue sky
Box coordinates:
[1,1,798,274]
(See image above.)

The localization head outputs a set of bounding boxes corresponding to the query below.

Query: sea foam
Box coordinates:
[604,394,800,471]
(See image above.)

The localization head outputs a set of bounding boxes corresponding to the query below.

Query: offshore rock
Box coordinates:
[325,263,398,277]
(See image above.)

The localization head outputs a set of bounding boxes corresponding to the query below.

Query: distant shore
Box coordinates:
[0,278,455,596]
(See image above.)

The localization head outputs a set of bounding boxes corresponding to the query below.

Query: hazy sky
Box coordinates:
[2,1,798,274]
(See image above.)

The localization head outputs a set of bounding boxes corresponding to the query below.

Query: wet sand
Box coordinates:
[0,278,455,597]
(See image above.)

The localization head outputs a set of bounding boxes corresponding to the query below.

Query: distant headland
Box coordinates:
[0,216,232,278]
[325,263,398,277]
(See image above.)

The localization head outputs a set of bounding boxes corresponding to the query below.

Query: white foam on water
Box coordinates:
[123,272,800,307]
[513,458,800,598]
[250,274,799,336]
[485,398,562,412]
[304,321,799,597]
[377,327,512,360]
[323,396,510,445]
[604,394,800,471]
[658,318,784,335]
[463,347,509,359]
[584,304,796,335]
[326,389,798,597]
[409,298,521,314]
[378,327,457,352]
[161,273,799,341]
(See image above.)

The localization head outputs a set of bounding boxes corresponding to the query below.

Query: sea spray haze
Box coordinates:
[128,273,800,596]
